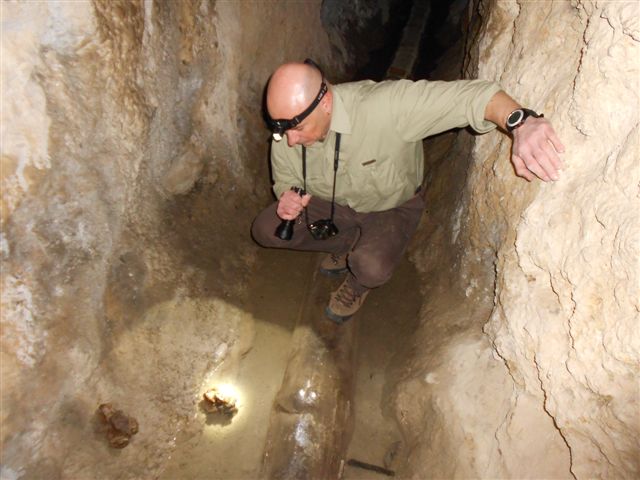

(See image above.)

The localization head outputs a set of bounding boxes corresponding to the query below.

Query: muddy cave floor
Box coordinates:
[158,241,423,479]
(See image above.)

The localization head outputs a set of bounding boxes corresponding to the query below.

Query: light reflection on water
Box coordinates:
[160,318,292,479]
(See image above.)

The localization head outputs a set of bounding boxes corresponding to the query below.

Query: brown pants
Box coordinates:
[251,194,425,289]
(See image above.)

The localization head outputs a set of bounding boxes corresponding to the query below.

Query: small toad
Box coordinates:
[97,403,139,448]
[202,388,238,416]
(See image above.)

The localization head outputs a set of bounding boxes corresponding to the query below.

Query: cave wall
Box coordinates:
[0,1,353,477]
[397,0,639,478]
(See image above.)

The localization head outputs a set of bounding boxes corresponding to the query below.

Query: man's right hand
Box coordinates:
[277,189,311,220]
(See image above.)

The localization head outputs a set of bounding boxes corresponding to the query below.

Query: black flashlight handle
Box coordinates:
[275,220,294,241]
[274,187,304,241]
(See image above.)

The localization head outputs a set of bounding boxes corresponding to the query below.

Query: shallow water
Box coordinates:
[343,257,422,479]
[159,250,316,479]
[157,249,421,479]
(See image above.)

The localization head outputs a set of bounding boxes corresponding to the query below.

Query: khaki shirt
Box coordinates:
[271,79,502,212]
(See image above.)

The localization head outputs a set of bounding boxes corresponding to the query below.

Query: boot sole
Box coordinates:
[325,306,353,324]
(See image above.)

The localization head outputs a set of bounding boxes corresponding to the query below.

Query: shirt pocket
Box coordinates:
[357,155,402,197]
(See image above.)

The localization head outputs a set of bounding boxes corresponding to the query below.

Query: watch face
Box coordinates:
[507,109,525,128]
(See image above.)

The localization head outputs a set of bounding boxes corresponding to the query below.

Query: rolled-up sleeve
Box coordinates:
[388,79,503,142]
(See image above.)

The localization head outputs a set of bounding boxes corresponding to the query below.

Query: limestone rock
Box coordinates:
[161,146,204,195]
[397,1,640,478]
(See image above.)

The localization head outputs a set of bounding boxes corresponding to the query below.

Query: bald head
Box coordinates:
[266,62,324,119]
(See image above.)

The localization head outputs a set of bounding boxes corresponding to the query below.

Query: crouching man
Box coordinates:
[252,59,564,323]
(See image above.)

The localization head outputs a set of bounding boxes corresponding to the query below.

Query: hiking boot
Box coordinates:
[319,252,349,277]
[325,276,370,323]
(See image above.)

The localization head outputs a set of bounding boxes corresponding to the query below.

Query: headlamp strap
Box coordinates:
[301,132,341,226]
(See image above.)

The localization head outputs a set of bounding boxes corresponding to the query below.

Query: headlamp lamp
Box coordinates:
[268,59,327,142]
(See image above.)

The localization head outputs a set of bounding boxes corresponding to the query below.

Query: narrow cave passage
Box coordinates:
[153,2,462,478]
[3,1,637,479]
[158,2,434,478]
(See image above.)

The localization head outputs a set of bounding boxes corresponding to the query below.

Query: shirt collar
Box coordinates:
[329,86,352,135]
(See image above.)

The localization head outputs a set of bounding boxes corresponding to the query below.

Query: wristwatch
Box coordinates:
[506,108,544,132]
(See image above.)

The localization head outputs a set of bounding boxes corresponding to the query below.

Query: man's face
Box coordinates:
[284,107,329,147]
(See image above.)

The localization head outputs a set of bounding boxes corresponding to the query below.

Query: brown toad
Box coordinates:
[97,403,139,448]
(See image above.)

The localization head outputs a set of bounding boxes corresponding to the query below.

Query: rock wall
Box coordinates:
[0,1,347,478]
[396,0,639,478]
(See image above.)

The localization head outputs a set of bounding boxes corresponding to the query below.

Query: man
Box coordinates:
[252,59,564,323]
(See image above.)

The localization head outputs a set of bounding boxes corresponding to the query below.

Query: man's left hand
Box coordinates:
[511,117,565,182]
